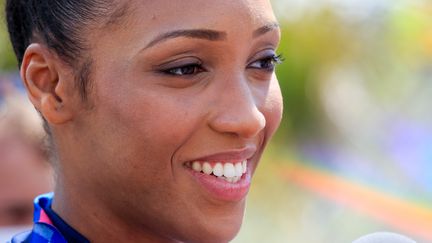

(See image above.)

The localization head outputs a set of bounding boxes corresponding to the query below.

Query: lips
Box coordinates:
[184,147,256,202]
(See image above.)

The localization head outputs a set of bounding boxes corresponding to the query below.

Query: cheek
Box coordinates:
[92,81,199,180]
[262,78,283,137]
[87,84,203,217]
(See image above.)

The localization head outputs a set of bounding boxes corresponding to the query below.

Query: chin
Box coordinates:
[185,222,243,243]
[175,204,245,243]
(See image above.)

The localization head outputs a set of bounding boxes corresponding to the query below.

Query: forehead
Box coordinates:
[100,0,277,38]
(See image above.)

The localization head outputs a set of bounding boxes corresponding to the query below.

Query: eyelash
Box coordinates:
[248,54,284,72]
[162,63,205,76]
[161,54,284,76]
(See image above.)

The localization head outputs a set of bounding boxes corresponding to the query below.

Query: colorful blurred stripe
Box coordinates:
[280,164,432,241]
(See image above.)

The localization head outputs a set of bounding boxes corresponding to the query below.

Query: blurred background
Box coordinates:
[0,0,431,242]
[0,1,53,242]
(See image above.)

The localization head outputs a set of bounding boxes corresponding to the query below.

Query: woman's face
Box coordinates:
[63,0,282,241]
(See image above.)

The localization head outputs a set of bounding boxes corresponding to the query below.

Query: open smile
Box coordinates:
[184,147,256,202]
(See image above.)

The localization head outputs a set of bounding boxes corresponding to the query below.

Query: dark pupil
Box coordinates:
[262,59,274,69]
[172,66,197,75]
[184,66,196,74]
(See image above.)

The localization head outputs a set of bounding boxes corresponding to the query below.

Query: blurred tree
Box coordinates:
[275,9,354,144]
[0,0,18,71]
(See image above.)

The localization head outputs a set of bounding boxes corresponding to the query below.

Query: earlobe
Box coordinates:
[21,43,73,125]
[40,95,71,124]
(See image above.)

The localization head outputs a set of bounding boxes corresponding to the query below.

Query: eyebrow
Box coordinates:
[145,29,227,49]
[144,22,280,50]
[253,22,280,38]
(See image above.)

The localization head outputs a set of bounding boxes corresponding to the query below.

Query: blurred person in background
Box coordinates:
[0,79,53,242]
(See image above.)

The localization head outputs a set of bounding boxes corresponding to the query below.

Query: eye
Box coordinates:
[162,64,206,76]
[248,54,284,72]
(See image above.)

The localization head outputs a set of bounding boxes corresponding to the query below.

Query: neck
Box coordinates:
[51,176,178,243]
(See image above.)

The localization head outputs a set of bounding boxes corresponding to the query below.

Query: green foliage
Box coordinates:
[275,9,353,142]
[273,4,432,144]
[0,0,18,72]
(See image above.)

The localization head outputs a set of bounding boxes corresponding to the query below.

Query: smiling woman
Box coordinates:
[5,0,283,242]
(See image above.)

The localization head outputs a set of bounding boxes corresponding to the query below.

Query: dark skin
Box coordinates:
[20,0,282,242]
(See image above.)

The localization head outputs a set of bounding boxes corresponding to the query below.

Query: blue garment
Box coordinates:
[10,193,89,243]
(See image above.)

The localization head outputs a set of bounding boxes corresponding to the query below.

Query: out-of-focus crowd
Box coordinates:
[0,76,53,241]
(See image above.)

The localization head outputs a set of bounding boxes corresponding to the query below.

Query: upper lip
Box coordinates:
[187,146,257,163]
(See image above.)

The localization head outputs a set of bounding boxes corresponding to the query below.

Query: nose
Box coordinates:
[208,77,266,139]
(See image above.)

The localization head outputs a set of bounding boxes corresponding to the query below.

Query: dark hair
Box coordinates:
[5,0,116,99]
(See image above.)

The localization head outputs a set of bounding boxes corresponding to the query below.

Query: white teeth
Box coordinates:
[192,161,202,172]
[202,162,212,175]
[189,160,248,182]
[226,176,240,183]
[223,163,236,178]
[213,163,224,177]
[235,163,243,177]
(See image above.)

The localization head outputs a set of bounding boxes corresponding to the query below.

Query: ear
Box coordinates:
[21,43,74,125]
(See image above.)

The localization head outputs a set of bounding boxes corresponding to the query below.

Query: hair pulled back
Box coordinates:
[5,0,121,156]
[5,0,114,97]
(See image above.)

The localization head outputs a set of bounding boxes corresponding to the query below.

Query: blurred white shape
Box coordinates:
[321,65,382,141]
[352,232,416,243]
